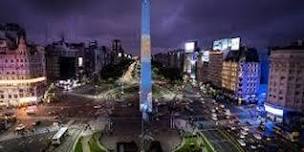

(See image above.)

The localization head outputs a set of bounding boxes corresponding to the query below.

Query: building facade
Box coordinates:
[266,43,304,124]
[86,41,112,78]
[196,51,209,83]
[0,24,46,106]
[208,51,223,87]
[222,48,260,103]
[45,39,86,82]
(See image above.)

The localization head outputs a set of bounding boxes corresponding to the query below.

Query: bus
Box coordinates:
[51,127,68,145]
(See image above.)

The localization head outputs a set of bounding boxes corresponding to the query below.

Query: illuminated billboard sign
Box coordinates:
[265,104,284,116]
[185,41,197,53]
[213,37,240,51]
[78,57,83,67]
[202,51,210,62]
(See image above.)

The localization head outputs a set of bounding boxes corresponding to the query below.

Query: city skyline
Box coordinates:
[1,0,304,55]
[0,1,303,152]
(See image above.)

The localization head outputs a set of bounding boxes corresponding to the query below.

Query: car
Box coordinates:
[220,104,225,109]
[211,117,218,121]
[241,130,248,136]
[230,126,236,131]
[240,134,245,139]
[254,133,262,140]
[242,126,249,131]
[15,124,26,131]
[32,121,41,127]
[250,145,257,150]
[257,144,264,148]
[93,105,102,109]
[238,139,246,147]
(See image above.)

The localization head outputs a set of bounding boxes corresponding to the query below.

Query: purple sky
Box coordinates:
[1,0,304,55]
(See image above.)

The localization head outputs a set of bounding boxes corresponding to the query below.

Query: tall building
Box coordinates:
[45,39,86,82]
[197,50,210,84]
[140,0,152,118]
[208,51,223,87]
[112,39,123,54]
[86,41,111,77]
[153,49,184,70]
[0,23,46,106]
[222,48,260,103]
[266,41,304,124]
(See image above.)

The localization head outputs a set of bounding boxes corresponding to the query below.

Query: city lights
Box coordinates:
[0,77,46,85]
[0,1,303,152]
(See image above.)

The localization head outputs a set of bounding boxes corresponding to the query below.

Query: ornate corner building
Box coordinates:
[0,24,46,107]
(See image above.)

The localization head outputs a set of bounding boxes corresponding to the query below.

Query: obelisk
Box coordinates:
[140,0,152,121]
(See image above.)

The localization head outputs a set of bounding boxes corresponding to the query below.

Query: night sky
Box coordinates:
[1,0,304,54]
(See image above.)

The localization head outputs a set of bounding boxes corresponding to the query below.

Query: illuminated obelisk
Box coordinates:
[140,0,152,121]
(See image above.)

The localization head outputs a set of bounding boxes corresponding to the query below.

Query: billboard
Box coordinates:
[78,57,83,67]
[213,37,240,51]
[202,51,210,62]
[185,41,197,53]
[265,104,283,116]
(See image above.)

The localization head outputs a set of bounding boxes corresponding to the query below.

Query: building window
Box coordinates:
[296,84,301,89]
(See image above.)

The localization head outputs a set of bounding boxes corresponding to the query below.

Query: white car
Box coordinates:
[254,133,262,140]
[240,134,245,139]
[238,139,246,147]
[230,126,236,131]
[241,130,248,136]
[93,105,102,109]
[242,126,250,131]
[250,145,257,150]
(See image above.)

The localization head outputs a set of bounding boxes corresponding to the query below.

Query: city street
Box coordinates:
[174,83,301,152]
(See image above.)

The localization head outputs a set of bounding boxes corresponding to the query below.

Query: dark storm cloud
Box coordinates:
[1,0,304,54]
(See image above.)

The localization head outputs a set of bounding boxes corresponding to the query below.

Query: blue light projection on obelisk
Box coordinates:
[140,0,152,121]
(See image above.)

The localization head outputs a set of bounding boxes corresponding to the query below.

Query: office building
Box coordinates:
[266,41,304,124]
[222,47,260,103]
[208,51,223,87]
[45,38,86,82]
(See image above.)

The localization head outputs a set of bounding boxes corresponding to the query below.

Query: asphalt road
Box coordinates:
[179,84,245,152]
[0,131,55,152]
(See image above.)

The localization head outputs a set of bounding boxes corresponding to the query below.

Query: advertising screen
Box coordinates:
[265,104,284,116]
[202,51,210,62]
[78,57,83,67]
[213,37,240,51]
[185,41,196,53]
